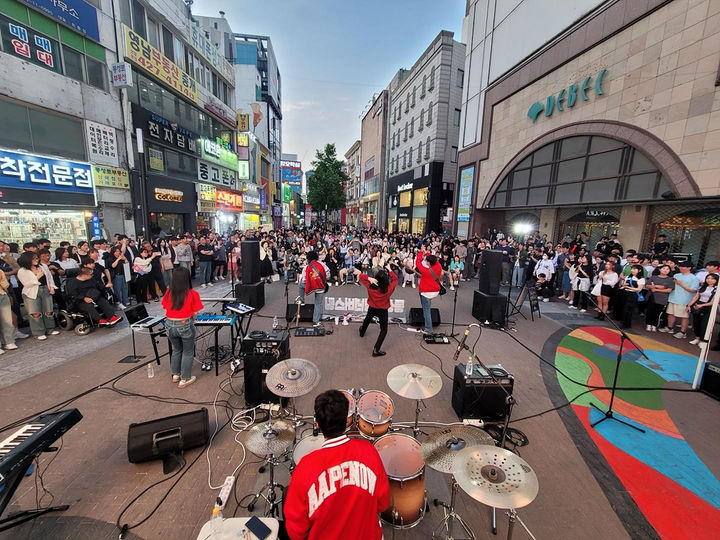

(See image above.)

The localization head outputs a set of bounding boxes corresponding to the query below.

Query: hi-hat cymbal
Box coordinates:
[265,358,320,398]
[420,425,495,474]
[454,446,539,509]
[386,364,442,400]
[244,420,295,456]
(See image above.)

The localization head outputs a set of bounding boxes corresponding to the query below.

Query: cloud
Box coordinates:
[283,100,320,113]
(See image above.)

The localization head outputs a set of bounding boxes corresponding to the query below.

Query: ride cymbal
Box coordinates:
[386,363,442,400]
[265,358,321,398]
[244,420,295,456]
[420,425,495,474]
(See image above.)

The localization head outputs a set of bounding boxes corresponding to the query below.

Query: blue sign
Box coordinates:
[0,148,95,206]
[281,167,302,185]
[259,189,267,209]
[17,0,100,42]
[90,212,101,238]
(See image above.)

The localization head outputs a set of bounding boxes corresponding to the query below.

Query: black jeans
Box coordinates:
[360,307,389,351]
[149,268,166,296]
[621,290,638,328]
[135,274,153,303]
[645,302,666,328]
[77,296,114,323]
[692,306,712,339]
[573,290,589,310]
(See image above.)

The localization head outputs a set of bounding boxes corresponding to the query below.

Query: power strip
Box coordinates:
[259,403,280,413]
[217,475,235,509]
[463,418,485,427]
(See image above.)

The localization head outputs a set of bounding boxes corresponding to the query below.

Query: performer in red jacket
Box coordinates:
[352,263,399,356]
[413,245,444,334]
[284,390,390,540]
[304,251,330,326]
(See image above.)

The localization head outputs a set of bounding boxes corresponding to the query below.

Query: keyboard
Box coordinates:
[131,316,165,328]
[195,313,237,326]
[225,302,254,315]
[0,409,82,484]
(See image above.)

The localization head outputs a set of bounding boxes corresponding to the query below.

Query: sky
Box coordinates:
[195,0,465,171]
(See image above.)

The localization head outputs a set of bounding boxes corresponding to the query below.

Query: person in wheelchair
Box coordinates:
[65,268,120,326]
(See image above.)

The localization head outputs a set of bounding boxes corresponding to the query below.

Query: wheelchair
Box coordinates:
[57,270,118,336]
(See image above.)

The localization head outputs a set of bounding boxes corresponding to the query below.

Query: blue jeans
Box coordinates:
[0,294,15,346]
[178,261,191,272]
[166,319,195,380]
[23,285,55,336]
[198,261,212,285]
[420,294,433,334]
[313,292,325,323]
[112,274,129,305]
[511,266,525,287]
[298,282,305,303]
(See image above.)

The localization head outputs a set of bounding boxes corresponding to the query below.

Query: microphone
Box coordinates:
[312,418,318,437]
[452,326,471,363]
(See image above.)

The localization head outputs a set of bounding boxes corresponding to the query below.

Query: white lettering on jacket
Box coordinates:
[307,460,377,517]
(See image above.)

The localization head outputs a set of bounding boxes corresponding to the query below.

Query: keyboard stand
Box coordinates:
[129,324,165,365]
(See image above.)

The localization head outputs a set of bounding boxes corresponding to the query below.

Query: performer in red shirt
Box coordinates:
[304,251,330,326]
[351,263,398,356]
[412,245,444,334]
[284,390,390,540]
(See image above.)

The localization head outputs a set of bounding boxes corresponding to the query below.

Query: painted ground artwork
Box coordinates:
[555,326,720,539]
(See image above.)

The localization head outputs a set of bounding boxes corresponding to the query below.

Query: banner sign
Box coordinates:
[111,62,133,88]
[124,26,198,103]
[0,148,95,206]
[457,166,474,222]
[197,159,237,189]
[186,22,234,84]
[93,165,129,189]
[322,297,405,318]
[281,166,302,185]
[200,138,238,170]
[85,120,118,166]
[304,204,312,227]
[0,15,61,73]
[148,147,164,171]
[216,189,243,212]
[239,160,249,180]
[132,104,198,155]
[154,187,183,203]
[237,113,250,132]
[17,0,99,42]
[259,188,267,209]
[196,183,216,213]
[237,133,249,147]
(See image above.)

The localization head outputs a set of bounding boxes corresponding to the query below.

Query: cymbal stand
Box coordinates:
[505,508,537,540]
[412,399,428,438]
[432,476,476,540]
[247,453,285,518]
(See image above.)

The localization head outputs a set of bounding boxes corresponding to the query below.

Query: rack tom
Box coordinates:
[357,390,394,438]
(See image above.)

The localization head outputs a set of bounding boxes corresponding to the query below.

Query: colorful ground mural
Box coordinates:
[554,326,720,539]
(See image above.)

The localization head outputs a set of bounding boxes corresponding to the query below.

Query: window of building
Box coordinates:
[162,26,174,62]
[427,102,433,125]
[414,187,428,206]
[405,96,409,113]
[417,141,422,163]
[487,135,668,208]
[62,45,84,82]
[404,123,408,142]
[86,57,106,90]
[451,146,458,163]
[421,75,426,97]
[457,69,464,87]
[397,103,401,120]
[425,136,430,159]
[429,66,435,90]
[403,150,407,169]
[393,107,396,124]
[399,189,411,207]
[212,72,219,97]
[410,118,414,138]
[146,17,159,48]
[409,146,413,164]
[419,109,424,131]
[412,87,416,107]
[173,36,185,71]
[454,108,461,126]
[131,0,146,39]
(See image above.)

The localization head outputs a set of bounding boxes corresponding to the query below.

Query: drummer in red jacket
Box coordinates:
[413,245,444,334]
[285,390,390,540]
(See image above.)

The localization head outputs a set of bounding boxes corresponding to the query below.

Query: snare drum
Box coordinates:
[374,433,426,528]
[339,389,356,431]
[292,434,325,466]
[357,390,394,438]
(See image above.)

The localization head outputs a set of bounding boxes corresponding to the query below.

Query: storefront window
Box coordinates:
[412,218,426,234]
[0,210,87,245]
[149,212,183,236]
[387,208,397,232]
[398,218,410,232]
[399,190,412,207]
[413,187,428,206]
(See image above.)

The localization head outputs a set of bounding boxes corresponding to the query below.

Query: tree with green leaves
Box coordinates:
[306,144,348,227]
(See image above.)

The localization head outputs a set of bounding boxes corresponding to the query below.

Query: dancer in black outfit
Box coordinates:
[352,263,399,357]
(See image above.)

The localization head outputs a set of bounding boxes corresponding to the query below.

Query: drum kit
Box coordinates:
[242,358,538,539]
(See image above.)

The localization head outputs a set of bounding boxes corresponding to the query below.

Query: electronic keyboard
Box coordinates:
[225,302,254,315]
[195,313,237,326]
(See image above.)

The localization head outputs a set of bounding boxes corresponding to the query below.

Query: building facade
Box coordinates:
[386,31,465,234]
[360,91,388,229]
[344,139,362,227]
[457,0,720,264]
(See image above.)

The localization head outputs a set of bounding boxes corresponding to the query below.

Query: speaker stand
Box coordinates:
[448,285,460,340]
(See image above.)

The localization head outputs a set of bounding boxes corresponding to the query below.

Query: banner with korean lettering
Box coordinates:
[0,15,61,73]
[16,0,99,42]
[85,121,119,166]
[186,22,234,84]
[124,26,197,103]
[457,166,474,223]
[93,165,129,189]
[216,189,243,213]
[196,183,216,213]
[0,148,95,206]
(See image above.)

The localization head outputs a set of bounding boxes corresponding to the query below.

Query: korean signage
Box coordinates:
[197,160,237,189]
[0,15,60,73]
[237,114,250,132]
[17,0,99,42]
[239,161,249,180]
[282,183,293,202]
[200,138,238,170]
[205,101,236,128]
[237,133,249,147]
[132,104,198,155]
[528,68,607,123]
[281,166,302,186]
[85,121,118,167]
[259,188,267,209]
[186,22,234,84]
[216,189,243,212]
[124,26,198,103]
[196,183,216,213]
[304,204,312,227]
[154,187,183,203]
[90,212,101,238]
[457,166,474,222]
[93,165,129,189]
[148,148,164,171]
[111,62,133,88]
[0,148,95,206]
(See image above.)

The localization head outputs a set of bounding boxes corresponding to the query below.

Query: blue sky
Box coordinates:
[196,0,465,170]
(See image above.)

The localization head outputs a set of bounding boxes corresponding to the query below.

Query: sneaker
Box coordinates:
[673,332,686,339]
[658,327,672,333]
[37,335,47,341]
[15,330,29,339]
[645,325,652,331]
[313,322,323,327]
[178,376,196,388]
[117,302,127,310]
[558,295,566,300]
[450,286,455,291]
[49,330,60,335]
[580,309,587,313]
[689,338,700,345]
[207,282,213,287]
[5,343,17,350]
[200,284,207,289]
[0,348,5,355]
[542,298,549,303]
[99,319,108,325]
[108,315,121,324]
[402,282,406,288]
[412,283,416,288]
[651,326,657,332]
[568,305,577,309]
[172,374,180,383]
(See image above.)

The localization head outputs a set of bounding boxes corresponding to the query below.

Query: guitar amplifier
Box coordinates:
[451,363,514,420]
[700,361,720,401]
[242,330,290,358]
[286,303,314,322]
[127,409,209,463]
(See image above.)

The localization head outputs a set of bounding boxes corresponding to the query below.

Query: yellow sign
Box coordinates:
[237,133,249,147]
[93,166,129,189]
[124,26,198,103]
[197,183,216,213]
[154,187,183,203]
[237,113,250,132]
[148,147,164,171]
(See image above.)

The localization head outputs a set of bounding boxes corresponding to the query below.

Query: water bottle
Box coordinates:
[465,358,473,377]
[272,316,278,330]
[147,363,154,378]
[208,505,223,539]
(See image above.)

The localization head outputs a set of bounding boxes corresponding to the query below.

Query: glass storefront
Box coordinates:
[398,218,410,232]
[0,210,89,245]
[149,212,184,237]
[387,208,397,233]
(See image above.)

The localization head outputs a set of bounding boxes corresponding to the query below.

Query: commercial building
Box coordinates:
[386,31,465,234]
[280,153,303,227]
[344,140,362,227]
[360,90,388,228]
[0,0,130,243]
[457,0,720,264]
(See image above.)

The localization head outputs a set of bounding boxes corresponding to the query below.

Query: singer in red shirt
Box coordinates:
[284,390,390,540]
[413,246,444,334]
[351,263,398,356]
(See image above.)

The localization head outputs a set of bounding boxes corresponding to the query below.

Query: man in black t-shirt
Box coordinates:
[197,236,215,288]
[652,234,670,257]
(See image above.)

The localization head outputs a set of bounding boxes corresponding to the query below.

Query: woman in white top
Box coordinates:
[17,251,58,340]
[687,273,718,345]
[595,261,619,320]
[619,264,646,329]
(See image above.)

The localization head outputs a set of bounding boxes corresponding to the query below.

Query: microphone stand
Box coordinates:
[448,285,460,340]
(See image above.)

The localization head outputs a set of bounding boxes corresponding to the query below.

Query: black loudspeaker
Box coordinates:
[700,362,720,401]
[478,250,503,295]
[286,303,314,322]
[242,330,291,358]
[409,307,441,327]
[235,282,265,310]
[472,290,507,327]
[451,364,514,420]
[127,409,209,463]
[241,240,261,285]
[244,353,291,407]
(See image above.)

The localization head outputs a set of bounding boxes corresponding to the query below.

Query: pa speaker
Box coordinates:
[479,250,503,295]
[286,303,314,322]
[241,240,261,285]
[472,290,506,327]
[451,364,514,420]
[409,307,441,327]
[244,353,291,408]
[235,282,265,310]
[700,362,720,401]
[127,409,209,463]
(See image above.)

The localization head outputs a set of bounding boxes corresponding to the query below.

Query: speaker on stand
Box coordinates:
[241,240,261,285]
[478,250,503,295]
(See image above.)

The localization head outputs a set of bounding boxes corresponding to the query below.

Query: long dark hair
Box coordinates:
[699,273,718,295]
[168,267,191,311]
[374,269,390,294]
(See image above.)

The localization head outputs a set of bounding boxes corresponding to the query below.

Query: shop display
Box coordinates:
[0,211,87,245]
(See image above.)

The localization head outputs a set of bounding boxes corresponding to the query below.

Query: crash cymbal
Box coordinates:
[420,425,495,474]
[265,358,320,398]
[454,446,538,509]
[386,364,442,400]
[244,420,295,456]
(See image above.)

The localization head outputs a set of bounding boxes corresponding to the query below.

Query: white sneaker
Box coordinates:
[689,338,700,345]
[568,305,577,309]
[450,286,455,291]
[200,284,207,289]
[651,326,657,332]
[559,295,566,300]
[673,332,686,339]
[5,343,17,350]
[580,309,587,312]
[207,282,213,287]
[412,283,416,288]
[658,327,672,333]
[117,303,127,310]
[0,348,5,354]
[645,325,652,331]
[402,282,406,288]
[15,330,29,339]
[542,298,549,302]
[49,330,60,335]
[37,335,47,341]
